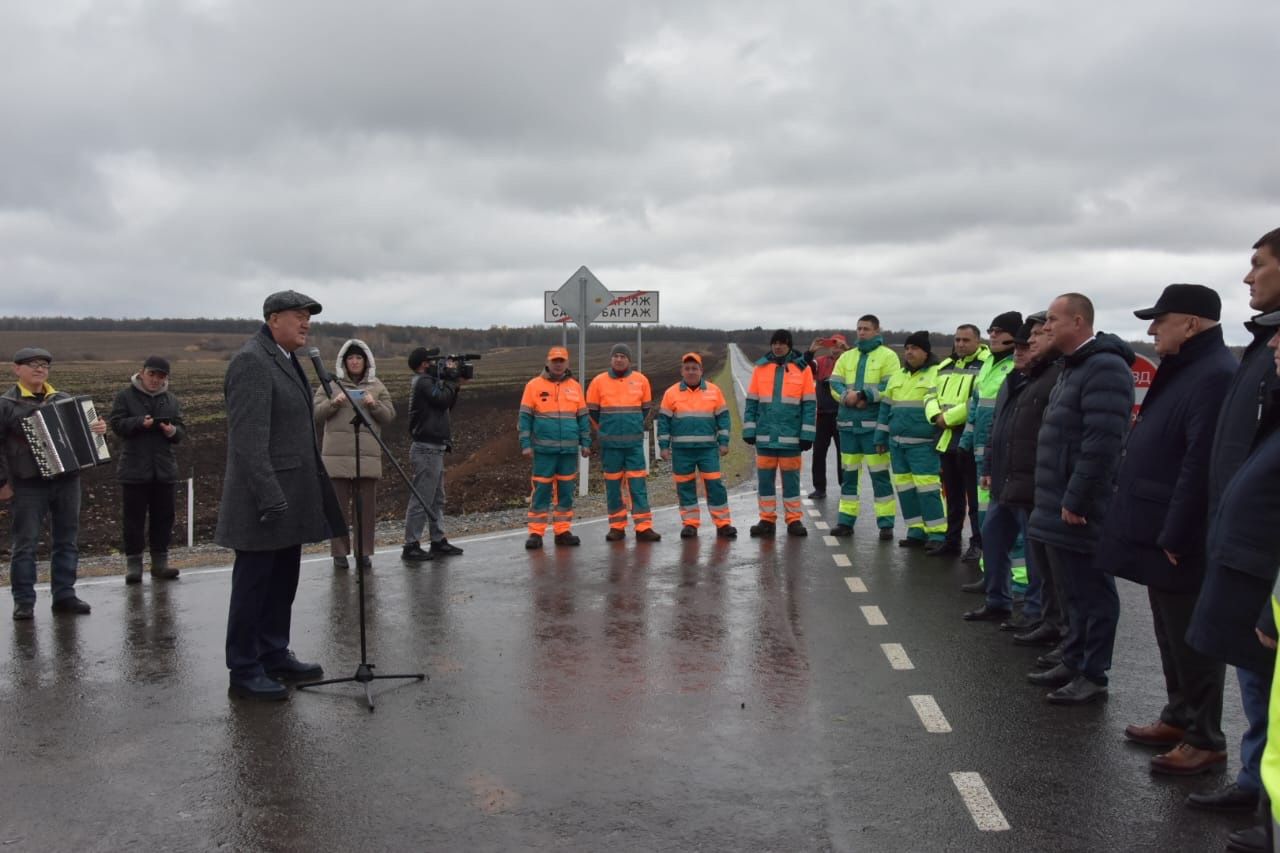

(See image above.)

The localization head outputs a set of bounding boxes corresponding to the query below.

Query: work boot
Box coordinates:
[605,528,626,542]
[878,528,894,541]
[525,534,543,550]
[13,601,34,621]
[150,551,179,580]
[401,542,433,562]
[554,532,580,547]
[749,520,776,538]
[716,525,738,539]
[831,524,853,537]
[430,539,464,556]
[787,521,808,537]
[680,525,698,539]
[51,596,91,615]
[635,528,662,542]
[125,554,144,585]
[898,537,926,548]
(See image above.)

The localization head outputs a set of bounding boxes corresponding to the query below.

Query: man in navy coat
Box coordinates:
[1097,284,1236,775]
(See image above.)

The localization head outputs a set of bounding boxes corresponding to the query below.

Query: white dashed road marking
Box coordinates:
[808,509,821,517]
[950,772,1011,831]
[822,535,839,547]
[815,521,830,531]
[860,605,886,626]
[844,577,866,593]
[880,643,914,670]
[832,554,851,568]
[910,695,952,733]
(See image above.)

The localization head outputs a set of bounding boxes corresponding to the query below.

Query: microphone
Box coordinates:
[307,347,336,398]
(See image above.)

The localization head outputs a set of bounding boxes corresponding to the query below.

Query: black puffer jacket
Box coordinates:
[109,373,186,483]
[1027,333,1136,553]
[985,356,1063,509]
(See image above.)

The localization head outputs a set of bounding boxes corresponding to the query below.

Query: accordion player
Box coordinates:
[21,396,112,479]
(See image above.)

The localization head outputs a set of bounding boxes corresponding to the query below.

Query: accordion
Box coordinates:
[21,396,112,479]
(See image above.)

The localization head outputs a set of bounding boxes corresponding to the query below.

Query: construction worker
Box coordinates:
[877,331,946,548]
[958,311,1023,591]
[828,314,901,541]
[519,346,591,550]
[657,353,736,539]
[744,329,816,538]
[587,343,661,542]
[924,324,990,559]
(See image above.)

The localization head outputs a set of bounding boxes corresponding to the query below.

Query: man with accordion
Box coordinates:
[0,346,108,621]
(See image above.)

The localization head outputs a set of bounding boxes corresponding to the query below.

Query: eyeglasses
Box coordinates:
[21,361,50,370]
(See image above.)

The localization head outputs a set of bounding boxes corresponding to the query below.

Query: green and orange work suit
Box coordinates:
[658,379,732,530]
[587,367,655,533]
[518,369,590,536]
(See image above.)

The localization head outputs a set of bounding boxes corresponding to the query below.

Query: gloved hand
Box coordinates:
[743,436,755,445]
[259,501,288,523]
[800,440,813,452]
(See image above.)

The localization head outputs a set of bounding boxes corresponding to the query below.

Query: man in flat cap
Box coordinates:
[587,343,660,542]
[0,346,107,620]
[1092,285,1236,773]
[109,355,185,585]
[217,290,343,701]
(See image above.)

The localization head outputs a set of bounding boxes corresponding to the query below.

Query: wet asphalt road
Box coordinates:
[0,348,1255,851]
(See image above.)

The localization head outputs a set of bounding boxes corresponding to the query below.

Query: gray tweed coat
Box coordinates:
[214,326,345,551]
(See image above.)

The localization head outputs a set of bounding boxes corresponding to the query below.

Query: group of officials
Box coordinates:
[5,230,1280,848]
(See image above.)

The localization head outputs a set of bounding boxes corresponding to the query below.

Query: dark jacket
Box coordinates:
[1098,326,1236,591]
[214,325,343,551]
[0,384,76,484]
[109,373,186,484]
[408,370,459,447]
[804,351,839,415]
[1187,322,1280,672]
[986,356,1063,509]
[1027,333,1135,553]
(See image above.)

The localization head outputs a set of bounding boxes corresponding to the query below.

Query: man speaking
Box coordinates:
[218,290,345,701]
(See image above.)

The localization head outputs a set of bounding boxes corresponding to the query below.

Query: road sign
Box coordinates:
[544,290,660,324]
[554,266,612,326]
[1131,354,1158,421]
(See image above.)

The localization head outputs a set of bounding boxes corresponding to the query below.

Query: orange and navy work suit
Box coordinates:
[586,367,654,532]
[518,369,590,536]
[657,379,732,530]
[744,351,817,525]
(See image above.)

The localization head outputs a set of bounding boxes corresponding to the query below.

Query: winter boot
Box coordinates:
[125,555,144,585]
[150,551,179,580]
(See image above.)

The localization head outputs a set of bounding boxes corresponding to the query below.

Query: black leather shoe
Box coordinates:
[430,538,464,556]
[750,521,776,538]
[926,542,961,557]
[716,525,738,539]
[50,596,91,615]
[12,601,34,621]
[898,538,926,548]
[229,674,289,701]
[1034,647,1065,670]
[807,490,825,499]
[265,652,323,682]
[961,543,983,563]
[878,528,894,541]
[1027,662,1075,688]
[525,534,543,550]
[831,524,853,537]
[787,521,808,537]
[680,525,698,539]
[963,605,1011,622]
[1012,623,1061,647]
[1000,615,1041,633]
[1047,675,1108,705]
[1226,825,1268,853]
[554,532,580,547]
[1186,783,1260,812]
[959,578,986,594]
[401,543,433,562]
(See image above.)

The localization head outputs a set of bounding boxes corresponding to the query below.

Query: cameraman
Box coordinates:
[401,347,465,562]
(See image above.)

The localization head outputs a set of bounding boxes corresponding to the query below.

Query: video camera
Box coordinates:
[414,347,481,381]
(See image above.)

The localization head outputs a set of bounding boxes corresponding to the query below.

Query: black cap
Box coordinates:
[1133,284,1221,321]
[1012,318,1037,346]
[13,346,52,365]
[142,355,171,375]
[904,331,932,353]
[988,311,1023,337]
[407,347,435,371]
[770,329,793,347]
[262,289,323,319]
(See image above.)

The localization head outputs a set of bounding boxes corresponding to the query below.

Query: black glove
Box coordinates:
[259,501,288,523]
[743,436,755,446]
[800,440,813,452]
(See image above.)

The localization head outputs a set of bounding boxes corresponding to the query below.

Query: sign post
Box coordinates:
[554,267,613,496]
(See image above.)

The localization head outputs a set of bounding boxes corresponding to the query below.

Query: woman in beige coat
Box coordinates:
[314,339,396,569]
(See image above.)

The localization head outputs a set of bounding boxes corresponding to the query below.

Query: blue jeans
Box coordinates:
[1236,665,1273,793]
[981,502,1040,617]
[9,475,82,604]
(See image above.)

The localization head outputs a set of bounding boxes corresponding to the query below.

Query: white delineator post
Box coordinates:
[187,476,194,548]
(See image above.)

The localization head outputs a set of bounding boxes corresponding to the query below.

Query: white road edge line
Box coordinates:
[860,605,886,626]
[950,772,1011,831]
[910,694,952,733]
[832,554,852,568]
[844,577,866,593]
[880,643,913,670]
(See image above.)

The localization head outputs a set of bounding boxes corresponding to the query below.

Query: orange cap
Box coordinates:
[547,346,570,361]
[681,352,702,365]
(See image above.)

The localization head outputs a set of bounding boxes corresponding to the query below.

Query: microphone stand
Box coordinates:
[297,354,426,711]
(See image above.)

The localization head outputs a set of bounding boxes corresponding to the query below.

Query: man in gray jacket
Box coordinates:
[217,290,344,701]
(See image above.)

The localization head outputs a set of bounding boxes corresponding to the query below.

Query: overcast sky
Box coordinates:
[3,0,1277,342]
